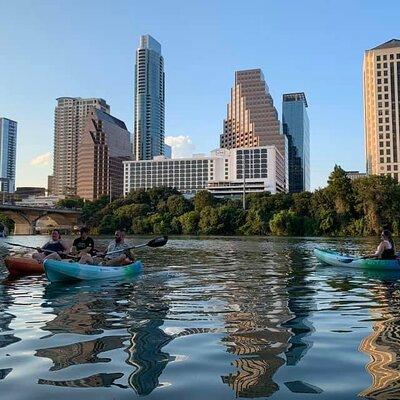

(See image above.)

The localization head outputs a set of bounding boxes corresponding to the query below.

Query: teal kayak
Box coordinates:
[44,259,143,283]
[314,248,400,271]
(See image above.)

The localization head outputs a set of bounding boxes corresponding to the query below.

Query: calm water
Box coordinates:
[0,235,400,399]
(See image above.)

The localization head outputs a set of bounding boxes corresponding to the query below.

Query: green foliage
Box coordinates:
[193,190,215,211]
[56,198,84,209]
[199,206,221,234]
[74,169,400,237]
[179,211,200,234]
[269,210,299,236]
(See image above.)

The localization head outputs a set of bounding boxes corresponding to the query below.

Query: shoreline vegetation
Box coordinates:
[4,166,400,237]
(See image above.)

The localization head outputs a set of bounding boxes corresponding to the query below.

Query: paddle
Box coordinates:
[105,236,168,256]
[6,242,79,259]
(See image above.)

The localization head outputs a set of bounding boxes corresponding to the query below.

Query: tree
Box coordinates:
[199,206,221,234]
[167,194,191,216]
[353,175,400,234]
[56,198,84,209]
[178,211,199,234]
[269,210,301,236]
[193,190,214,211]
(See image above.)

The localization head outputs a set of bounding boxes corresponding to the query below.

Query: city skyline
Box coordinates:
[1,1,399,190]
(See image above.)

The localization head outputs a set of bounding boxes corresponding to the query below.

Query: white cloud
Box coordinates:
[165,135,196,158]
[30,152,52,166]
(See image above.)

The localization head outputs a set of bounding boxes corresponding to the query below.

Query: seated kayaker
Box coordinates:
[363,229,396,259]
[32,229,69,262]
[71,227,95,261]
[82,229,133,266]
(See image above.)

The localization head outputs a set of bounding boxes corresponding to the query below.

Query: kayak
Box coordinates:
[43,259,143,283]
[314,248,400,271]
[4,256,44,276]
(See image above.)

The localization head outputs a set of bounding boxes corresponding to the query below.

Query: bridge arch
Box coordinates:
[0,206,81,235]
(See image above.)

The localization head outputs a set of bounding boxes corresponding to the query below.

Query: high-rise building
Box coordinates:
[220,69,288,189]
[364,39,400,180]
[77,108,132,201]
[0,118,17,193]
[134,35,165,160]
[52,97,110,196]
[282,92,310,192]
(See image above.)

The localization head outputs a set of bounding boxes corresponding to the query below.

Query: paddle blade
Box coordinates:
[147,236,168,248]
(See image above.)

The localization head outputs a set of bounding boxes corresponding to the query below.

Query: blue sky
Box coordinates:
[1,0,399,189]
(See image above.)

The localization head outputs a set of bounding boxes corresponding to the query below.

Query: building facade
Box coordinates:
[77,108,132,201]
[15,187,46,200]
[0,118,17,193]
[134,35,165,160]
[123,146,285,197]
[220,69,288,189]
[52,97,110,196]
[282,92,310,192]
[364,39,400,180]
[345,170,367,181]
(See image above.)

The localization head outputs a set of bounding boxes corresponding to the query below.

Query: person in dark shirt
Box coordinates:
[71,227,95,257]
[32,229,69,263]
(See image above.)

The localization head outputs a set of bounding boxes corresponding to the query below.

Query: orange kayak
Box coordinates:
[4,257,44,276]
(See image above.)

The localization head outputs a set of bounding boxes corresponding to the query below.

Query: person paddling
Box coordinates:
[102,229,133,266]
[363,229,396,259]
[32,229,69,262]
[80,229,133,266]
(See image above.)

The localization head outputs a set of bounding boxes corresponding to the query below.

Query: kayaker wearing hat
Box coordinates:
[32,229,69,262]
[363,229,396,259]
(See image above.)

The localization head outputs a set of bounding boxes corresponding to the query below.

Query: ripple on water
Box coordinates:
[1,236,400,399]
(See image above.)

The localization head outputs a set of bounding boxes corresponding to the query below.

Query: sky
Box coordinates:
[1,0,399,190]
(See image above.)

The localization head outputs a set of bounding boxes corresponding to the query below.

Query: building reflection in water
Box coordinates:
[220,247,316,398]
[357,280,400,399]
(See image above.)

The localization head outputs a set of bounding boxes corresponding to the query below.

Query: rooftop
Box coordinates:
[370,39,400,51]
[283,92,308,107]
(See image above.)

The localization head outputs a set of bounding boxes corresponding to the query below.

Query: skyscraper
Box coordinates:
[0,118,17,193]
[282,92,310,192]
[220,69,288,189]
[77,107,132,201]
[364,39,400,180]
[52,97,110,196]
[134,35,165,160]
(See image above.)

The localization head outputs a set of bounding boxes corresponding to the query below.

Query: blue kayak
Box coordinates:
[44,259,143,283]
[314,248,400,271]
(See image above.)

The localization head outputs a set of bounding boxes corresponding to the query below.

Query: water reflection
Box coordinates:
[358,279,400,399]
[5,236,400,399]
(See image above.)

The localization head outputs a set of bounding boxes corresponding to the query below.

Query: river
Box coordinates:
[0,235,399,399]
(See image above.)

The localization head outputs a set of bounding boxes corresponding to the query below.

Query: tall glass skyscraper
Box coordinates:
[282,93,310,192]
[134,35,165,160]
[0,118,17,193]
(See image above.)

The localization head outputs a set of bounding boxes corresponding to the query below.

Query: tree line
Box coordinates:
[53,165,400,237]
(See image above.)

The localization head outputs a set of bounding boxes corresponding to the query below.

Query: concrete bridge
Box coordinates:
[0,205,82,235]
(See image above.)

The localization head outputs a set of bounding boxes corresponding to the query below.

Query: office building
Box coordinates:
[0,118,17,193]
[77,108,132,201]
[134,35,165,160]
[364,39,400,180]
[220,69,288,189]
[52,97,110,196]
[164,143,172,158]
[123,146,285,197]
[282,92,310,192]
